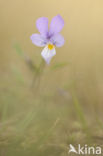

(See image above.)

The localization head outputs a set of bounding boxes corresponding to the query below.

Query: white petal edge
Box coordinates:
[41,46,56,64]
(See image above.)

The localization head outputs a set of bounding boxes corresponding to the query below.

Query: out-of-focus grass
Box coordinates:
[0,64,103,156]
[0,45,103,156]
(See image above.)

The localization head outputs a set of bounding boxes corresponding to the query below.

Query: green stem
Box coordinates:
[31,59,46,90]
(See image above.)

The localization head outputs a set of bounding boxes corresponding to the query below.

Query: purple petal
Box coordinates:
[30,34,48,47]
[50,34,65,47]
[36,17,48,37]
[49,15,64,35]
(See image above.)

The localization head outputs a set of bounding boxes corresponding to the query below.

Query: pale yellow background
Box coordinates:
[0,0,103,105]
[0,0,103,65]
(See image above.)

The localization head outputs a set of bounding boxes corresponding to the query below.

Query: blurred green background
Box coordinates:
[0,0,103,155]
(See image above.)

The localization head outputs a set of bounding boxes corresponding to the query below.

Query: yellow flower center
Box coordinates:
[48,44,54,50]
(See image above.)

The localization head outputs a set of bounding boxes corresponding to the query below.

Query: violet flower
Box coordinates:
[30,15,65,64]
